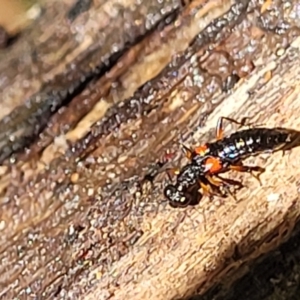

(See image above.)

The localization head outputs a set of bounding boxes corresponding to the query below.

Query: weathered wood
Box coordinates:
[1,0,300,299]
[197,221,300,299]
[95,38,300,300]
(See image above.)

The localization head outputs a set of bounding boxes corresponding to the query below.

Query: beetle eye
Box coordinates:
[164,185,176,199]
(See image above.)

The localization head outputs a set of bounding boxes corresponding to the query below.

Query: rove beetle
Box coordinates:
[164,116,296,207]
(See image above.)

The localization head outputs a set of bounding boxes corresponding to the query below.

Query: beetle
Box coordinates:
[182,116,293,182]
[164,163,243,207]
[163,116,297,206]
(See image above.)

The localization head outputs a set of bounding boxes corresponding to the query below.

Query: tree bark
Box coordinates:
[1,0,300,299]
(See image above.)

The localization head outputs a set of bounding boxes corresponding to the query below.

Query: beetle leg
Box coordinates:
[199,181,212,197]
[205,174,224,186]
[229,164,265,186]
[180,143,193,159]
[199,180,217,200]
[216,116,265,140]
[216,117,225,140]
[201,176,229,199]
[206,174,241,201]
[214,174,244,190]
[216,116,250,140]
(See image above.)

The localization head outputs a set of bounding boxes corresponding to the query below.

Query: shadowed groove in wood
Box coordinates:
[68,0,249,161]
[0,0,183,164]
[191,221,300,300]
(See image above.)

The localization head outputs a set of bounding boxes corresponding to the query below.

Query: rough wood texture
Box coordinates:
[1,0,300,299]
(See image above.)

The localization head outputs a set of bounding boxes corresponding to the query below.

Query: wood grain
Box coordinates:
[85,36,300,300]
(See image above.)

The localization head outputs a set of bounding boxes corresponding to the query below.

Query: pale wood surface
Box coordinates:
[86,36,300,300]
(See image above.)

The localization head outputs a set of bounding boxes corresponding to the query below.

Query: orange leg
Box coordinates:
[205,175,229,199]
[206,174,243,189]
[200,176,229,199]
[205,174,223,186]
[199,180,220,200]
[216,116,265,140]
[199,181,213,197]
[229,164,265,186]
[206,174,244,201]
[222,185,237,202]
[215,174,246,201]
[216,116,250,140]
[180,143,193,159]
[214,174,244,190]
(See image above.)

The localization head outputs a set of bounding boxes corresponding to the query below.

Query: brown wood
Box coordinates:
[1,0,300,299]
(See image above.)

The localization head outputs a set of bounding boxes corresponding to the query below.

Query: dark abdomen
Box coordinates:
[207,128,291,162]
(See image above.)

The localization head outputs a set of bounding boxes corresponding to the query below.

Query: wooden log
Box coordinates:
[1,0,300,299]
